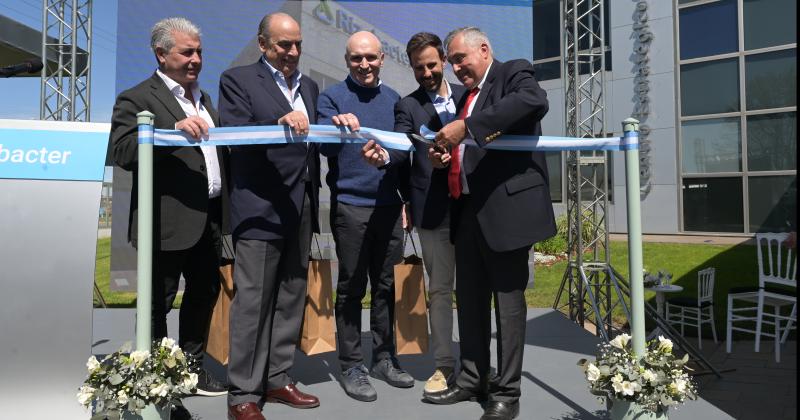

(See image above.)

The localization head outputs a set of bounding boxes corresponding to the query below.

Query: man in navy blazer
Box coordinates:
[218,12,321,420]
[424,27,557,420]
[393,32,465,397]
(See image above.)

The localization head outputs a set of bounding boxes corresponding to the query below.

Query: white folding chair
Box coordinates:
[666,267,717,349]
[726,232,797,362]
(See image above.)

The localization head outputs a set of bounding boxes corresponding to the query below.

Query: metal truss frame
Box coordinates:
[40,0,92,121]
[553,0,623,342]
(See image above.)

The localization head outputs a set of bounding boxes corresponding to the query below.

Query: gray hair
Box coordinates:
[444,27,492,53]
[150,17,200,53]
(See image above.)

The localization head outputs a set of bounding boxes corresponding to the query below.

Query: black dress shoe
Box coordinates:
[423,384,484,405]
[480,401,519,420]
[170,403,193,420]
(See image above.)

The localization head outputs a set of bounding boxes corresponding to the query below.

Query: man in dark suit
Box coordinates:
[217,12,320,420]
[110,17,229,418]
[424,27,556,420]
[393,32,465,397]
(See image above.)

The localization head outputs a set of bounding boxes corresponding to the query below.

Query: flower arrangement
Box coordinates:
[578,334,697,414]
[643,270,673,288]
[77,338,198,416]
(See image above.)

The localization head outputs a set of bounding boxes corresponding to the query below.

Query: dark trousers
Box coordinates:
[227,195,312,405]
[331,201,404,371]
[152,199,222,361]
[453,196,530,403]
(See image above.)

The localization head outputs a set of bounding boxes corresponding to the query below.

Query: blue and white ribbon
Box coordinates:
[418,125,638,151]
[142,123,638,152]
[148,124,414,151]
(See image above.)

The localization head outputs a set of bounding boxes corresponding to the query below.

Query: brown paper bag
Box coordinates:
[299,257,337,355]
[394,250,429,355]
[204,262,235,365]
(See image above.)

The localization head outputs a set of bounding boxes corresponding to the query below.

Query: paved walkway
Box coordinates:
[692,338,797,420]
[609,233,754,246]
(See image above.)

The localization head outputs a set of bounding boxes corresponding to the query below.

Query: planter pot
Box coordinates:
[121,404,171,420]
[609,399,667,420]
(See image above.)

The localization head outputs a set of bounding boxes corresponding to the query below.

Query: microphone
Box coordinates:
[0,59,44,77]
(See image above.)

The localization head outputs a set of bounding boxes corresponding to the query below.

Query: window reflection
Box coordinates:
[682,118,741,173]
[747,112,797,172]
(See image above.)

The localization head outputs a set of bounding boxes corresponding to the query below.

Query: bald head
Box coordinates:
[258,12,302,78]
[345,31,384,87]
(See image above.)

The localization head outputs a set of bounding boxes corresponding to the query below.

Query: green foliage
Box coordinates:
[534,212,596,255]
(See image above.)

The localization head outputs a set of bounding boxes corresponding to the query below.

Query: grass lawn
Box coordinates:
[94,237,764,337]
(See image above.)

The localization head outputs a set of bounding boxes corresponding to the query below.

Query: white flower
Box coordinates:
[76,385,95,406]
[163,356,177,369]
[610,334,631,349]
[86,356,101,372]
[183,372,198,389]
[620,381,641,396]
[170,345,185,361]
[642,369,656,383]
[130,350,149,366]
[671,378,687,394]
[657,336,673,353]
[160,337,177,348]
[586,364,601,382]
[117,390,129,405]
[150,383,170,397]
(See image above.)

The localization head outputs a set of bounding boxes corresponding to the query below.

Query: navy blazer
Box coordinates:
[394,82,466,229]
[458,59,557,252]
[218,61,321,241]
[110,72,229,251]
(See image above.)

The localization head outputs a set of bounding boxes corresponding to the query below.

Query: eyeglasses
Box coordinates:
[348,54,381,64]
[274,40,302,50]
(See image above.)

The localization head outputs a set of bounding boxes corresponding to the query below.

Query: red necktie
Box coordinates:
[448,87,479,199]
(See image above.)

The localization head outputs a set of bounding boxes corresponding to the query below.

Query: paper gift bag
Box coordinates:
[204,261,235,365]
[299,253,337,355]
[394,241,429,355]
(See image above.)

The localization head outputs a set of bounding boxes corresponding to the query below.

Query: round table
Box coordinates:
[645,284,683,340]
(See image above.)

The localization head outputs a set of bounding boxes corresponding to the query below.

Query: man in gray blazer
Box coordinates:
[109,17,229,419]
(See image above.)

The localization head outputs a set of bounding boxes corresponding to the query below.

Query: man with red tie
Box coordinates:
[424,27,556,420]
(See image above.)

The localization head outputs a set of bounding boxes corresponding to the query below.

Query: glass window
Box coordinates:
[745,49,797,111]
[744,0,797,50]
[748,176,797,232]
[533,0,560,60]
[679,0,738,60]
[747,112,797,171]
[546,151,563,202]
[682,118,741,173]
[680,58,740,116]
[534,61,560,81]
[683,177,744,232]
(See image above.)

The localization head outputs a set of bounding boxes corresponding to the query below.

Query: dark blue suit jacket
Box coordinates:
[459,59,557,252]
[394,82,466,229]
[218,61,321,241]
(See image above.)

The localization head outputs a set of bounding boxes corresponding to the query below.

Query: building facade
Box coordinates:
[535,0,796,235]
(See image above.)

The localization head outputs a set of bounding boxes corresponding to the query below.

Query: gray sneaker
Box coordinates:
[341,365,377,402]
[370,358,414,388]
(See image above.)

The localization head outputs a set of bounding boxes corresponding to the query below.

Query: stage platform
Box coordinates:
[91,308,732,419]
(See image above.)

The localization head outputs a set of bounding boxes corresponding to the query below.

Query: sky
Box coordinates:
[0,1,118,122]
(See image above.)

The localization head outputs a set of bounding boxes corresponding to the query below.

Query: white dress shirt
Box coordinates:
[156,69,222,199]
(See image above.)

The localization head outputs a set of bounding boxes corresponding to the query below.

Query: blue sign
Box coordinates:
[0,128,108,181]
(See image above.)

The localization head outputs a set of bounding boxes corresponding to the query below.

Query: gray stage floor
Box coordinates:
[92,308,732,419]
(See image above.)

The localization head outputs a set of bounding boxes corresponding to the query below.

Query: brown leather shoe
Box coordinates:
[228,402,265,420]
[265,383,320,409]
